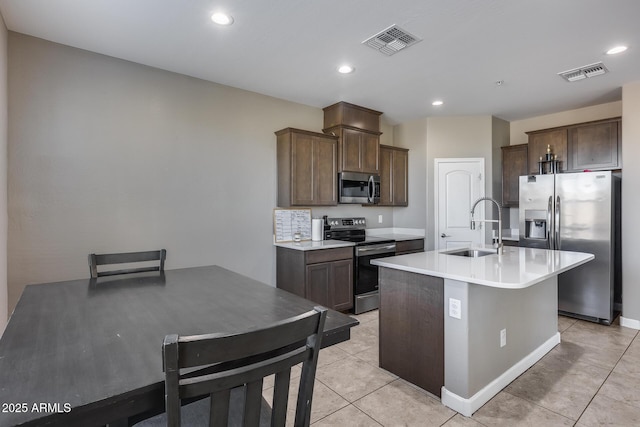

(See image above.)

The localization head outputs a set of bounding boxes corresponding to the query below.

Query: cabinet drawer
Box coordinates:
[306,247,353,264]
[396,239,424,254]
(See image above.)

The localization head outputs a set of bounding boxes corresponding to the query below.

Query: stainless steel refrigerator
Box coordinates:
[519,171,621,324]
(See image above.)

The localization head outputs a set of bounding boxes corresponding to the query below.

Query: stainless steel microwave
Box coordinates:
[338,172,380,204]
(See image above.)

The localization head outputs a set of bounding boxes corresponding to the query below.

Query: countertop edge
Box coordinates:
[274,239,355,251]
[373,249,595,289]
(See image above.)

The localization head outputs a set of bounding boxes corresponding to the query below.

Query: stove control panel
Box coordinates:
[326,217,366,229]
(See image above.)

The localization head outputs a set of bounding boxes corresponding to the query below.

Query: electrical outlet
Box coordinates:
[378,214,383,223]
[500,329,507,347]
[448,298,461,319]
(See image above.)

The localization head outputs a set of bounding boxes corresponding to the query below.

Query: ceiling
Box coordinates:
[1,0,639,125]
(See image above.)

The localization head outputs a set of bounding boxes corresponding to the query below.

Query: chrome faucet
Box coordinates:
[470,197,503,255]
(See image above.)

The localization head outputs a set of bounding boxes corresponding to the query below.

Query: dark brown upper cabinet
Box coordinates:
[379,145,409,206]
[567,118,620,171]
[526,128,568,174]
[526,117,621,175]
[323,102,382,174]
[276,128,338,207]
[323,101,382,132]
[323,125,381,174]
[501,144,528,207]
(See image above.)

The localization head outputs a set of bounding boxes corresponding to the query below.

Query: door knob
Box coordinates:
[441,233,451,238]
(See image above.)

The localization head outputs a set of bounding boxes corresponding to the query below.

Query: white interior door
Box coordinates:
[434,158,484,250]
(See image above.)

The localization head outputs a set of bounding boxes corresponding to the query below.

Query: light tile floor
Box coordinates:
[266,309,640,426]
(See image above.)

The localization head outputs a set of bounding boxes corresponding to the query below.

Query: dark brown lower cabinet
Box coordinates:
[395,238,424,255]
[277,247,353,311]
[379,267,444,397]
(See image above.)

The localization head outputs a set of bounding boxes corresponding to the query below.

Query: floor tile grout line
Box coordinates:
[498,326,637,425]
[502,389,578,425]
[572,329,640,424]
[309,403,384,427]
[315,375,398,406]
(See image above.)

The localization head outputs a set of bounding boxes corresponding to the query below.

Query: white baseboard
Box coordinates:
[621,316,640,330]
[441,332,561,417]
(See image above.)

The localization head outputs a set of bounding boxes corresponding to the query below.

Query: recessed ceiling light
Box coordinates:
[432,100,444,106]
[211,12,234,25]
[337,65,355,74]
[606,45,628,55]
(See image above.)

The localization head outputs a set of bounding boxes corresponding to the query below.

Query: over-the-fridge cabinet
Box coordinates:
[519,171,621,324]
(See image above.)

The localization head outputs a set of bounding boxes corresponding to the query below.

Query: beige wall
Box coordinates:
[6,33,326,314]
[510,101,622,146]
[0,15,7,330]
[390,118,428,229]
[622,82,640,324]
[426,116,494,250]
[6,33,400,314]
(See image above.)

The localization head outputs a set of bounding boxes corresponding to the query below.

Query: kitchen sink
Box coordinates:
[443,248,496,258]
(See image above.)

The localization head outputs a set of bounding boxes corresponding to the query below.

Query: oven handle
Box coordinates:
[367,175,375,204]
[356,244,396,256]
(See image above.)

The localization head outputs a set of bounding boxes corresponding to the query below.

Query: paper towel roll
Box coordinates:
[312,219,323,241]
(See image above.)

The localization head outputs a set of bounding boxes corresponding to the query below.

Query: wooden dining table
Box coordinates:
[0,265,358,427]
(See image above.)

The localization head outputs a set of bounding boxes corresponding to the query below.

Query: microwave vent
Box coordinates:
[558,62,609,82]
[363,25,422,56]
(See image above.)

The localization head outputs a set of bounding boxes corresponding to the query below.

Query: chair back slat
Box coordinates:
[210,389,231,427]
[179,347,309,399]
[88,249,166,278]
[177,310,320,368]
[163,306,327,427]
[243,380,264,426]
[270,370,291,427]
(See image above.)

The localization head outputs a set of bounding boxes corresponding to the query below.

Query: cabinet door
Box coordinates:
[378,146,393,205]
[501,144,528,207]
[341,128,363,172]
[314,136,338,205]
[379,145,409,206]
[290,132,316,205]
[361,132,380,174]
[330,259,353,311]
[392,148,408,206]
[527,129,567,174]
[305,263,332,308]
[567,120,619,171]
[306,260,353,311]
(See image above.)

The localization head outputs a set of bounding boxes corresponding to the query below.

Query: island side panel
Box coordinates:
[444,276,559,399]
[378,267,444,397]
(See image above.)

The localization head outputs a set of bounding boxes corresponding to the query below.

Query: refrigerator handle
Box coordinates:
[547,196,553,249]
[555,196,561,250]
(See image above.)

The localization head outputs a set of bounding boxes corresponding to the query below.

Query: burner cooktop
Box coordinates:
[325,217,394,246]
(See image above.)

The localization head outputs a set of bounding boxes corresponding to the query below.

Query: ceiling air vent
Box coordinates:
[363,25,422,56]
[558,62,609,82]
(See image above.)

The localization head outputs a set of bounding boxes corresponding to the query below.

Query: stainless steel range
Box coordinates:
[325,217,396,314]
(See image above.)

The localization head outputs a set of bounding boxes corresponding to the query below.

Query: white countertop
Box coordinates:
[366,228,425,241]
[368,233,425,242]
[498,229,519,242]
[274,239,355,251]
[372,246,594,289]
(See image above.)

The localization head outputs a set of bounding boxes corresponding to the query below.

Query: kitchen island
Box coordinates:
[372,246,593,417]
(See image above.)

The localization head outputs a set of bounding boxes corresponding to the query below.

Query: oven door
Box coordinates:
[355,243,396,296]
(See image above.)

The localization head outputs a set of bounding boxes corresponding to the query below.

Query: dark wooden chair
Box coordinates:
[136,306,327,427]
[88,249,166,278]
